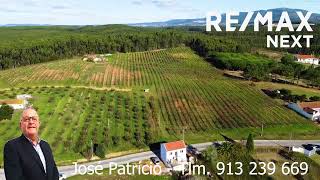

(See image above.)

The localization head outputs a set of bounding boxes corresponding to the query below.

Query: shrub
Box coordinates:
[310,96,320,101]
[80,141,94,161]
[279,88,292,96]
[112,136,120,146]
[246,133,254,154]
[202,146,218,168]
[94,144,106,159]
[281,54,295,64]
[0,104,14,121]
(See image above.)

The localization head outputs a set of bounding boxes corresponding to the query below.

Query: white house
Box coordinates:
[288,101,320,121]
[83,54,106,63]
[295,54,319,65]
[292,145,320,157]
[0,99,27,110]
[292,146,316,157]
[160,140,187,166]
[16,94,32,100]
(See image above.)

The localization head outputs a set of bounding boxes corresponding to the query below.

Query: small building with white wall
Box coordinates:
[16,94,32,100]
[295,54,319,65]
[0,99,27,110]
[288,102,320,121]
[160,140,187,166]
[292,144,320,157]
[83,54,106,63]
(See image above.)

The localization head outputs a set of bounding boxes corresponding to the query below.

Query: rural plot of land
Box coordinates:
[0,47,317,164]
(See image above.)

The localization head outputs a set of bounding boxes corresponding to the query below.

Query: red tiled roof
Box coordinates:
[303,107,316,114]
[296,54,317,59]
[299,101,320,109]
[164,140,186,151]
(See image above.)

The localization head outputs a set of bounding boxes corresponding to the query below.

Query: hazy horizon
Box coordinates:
[0,0,319,25]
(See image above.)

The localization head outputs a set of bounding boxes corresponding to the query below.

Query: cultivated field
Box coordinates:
[0,47,318,165]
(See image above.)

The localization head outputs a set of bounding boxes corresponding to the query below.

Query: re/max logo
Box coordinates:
[206,11,314,48]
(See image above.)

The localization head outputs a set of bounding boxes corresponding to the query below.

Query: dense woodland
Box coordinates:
[0,25,187,69]
[0,24,319,86]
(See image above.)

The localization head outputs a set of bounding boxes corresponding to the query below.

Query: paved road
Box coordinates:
[1,140,319,179]
[194,140,320,150]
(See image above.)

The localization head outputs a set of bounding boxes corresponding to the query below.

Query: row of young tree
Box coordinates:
[266,88,320,103]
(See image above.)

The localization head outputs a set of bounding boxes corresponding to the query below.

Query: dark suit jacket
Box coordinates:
[4,135,59,180]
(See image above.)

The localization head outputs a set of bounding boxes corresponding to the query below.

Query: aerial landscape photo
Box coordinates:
[0,0,320,180]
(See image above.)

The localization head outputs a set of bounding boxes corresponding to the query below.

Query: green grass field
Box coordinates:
[0,47,319,166]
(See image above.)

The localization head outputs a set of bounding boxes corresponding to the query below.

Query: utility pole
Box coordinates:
[182,126,187,142]
[261,123,264,137]
[170,127,187,141]
[91,140,93,160]
[289,132,293,152]
[183,128,185,142]
[158,113,160,127]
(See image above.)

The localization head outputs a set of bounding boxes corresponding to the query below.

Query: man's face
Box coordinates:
[20,109,40,138]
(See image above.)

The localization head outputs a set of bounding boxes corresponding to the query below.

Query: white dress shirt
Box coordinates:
[25,136,47,173]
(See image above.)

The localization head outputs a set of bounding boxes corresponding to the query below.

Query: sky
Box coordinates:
[0,0,319,25]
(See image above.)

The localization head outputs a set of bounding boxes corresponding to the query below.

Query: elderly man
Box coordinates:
[4,107,59,180]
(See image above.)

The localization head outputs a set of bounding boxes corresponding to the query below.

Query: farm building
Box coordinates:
[288,101,320,121]
[295,54,319,65]
[82,54,107,63]
[16,94,32,100]
[292,144,320,157]
[160,140,187,166]
[0,99,28,110]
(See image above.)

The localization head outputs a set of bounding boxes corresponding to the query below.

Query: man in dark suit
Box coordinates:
[4,107,59,180]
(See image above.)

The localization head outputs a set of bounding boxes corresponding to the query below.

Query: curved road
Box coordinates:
[1,140,319,179]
